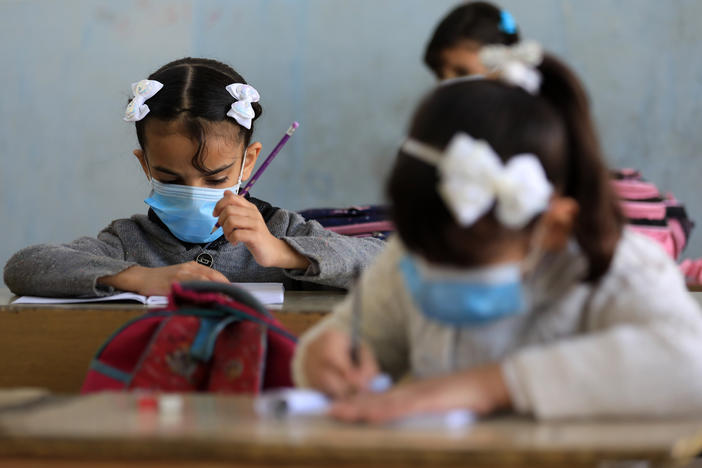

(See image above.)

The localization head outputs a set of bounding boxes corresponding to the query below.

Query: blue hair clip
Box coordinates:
[499,10,517,35]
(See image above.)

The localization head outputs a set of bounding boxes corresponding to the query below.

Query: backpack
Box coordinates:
[611,169,694,260]
[81,282,296,394]
[299,205,394,240]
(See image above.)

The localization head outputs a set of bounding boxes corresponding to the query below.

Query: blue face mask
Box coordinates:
[399,255,526,327]
[145,178,242,244]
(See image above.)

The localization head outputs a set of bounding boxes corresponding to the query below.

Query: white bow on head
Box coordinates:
[401,133,553,229]
[479,40,543,94]
[123,79,163,122]
[225,83,260,129]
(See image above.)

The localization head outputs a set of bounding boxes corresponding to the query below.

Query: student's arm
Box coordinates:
[3,226,136,297]
[502,244,702,419]
[274,209,387,289]
[292,238,411,392]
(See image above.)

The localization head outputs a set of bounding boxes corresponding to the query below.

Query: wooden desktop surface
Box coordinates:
[1,392,702,467]
[0,288,344,393]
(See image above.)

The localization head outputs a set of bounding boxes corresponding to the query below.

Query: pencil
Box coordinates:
[240,121,299,196]
[350,265,362,367]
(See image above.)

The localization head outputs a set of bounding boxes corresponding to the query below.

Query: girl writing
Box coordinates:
[293,45,702,421]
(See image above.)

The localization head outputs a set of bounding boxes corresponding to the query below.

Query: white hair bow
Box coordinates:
[225,83,260,129]
[123,79,163,122]
[401,133,553,229]
[479,40,543,94]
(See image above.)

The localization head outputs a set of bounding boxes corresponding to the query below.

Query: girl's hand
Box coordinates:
[302,329,380,398]
[98,262,230,296]
[213,192,310,270]
[330,363,511,424]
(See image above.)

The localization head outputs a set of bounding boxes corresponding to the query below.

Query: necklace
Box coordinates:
[195,239,217,268]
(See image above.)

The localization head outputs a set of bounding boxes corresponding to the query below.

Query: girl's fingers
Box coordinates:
[315,367,356,399]
[212,191,237,217]
[329,399,362,421]
[221,216,258,237]
[339,345,379,392]
[184,262,229,283]
[216,206,257,226]
[227,228,257,246]
[331,392,404,424]
[213,192,256,217]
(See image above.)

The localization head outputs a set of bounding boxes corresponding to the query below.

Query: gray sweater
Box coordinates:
[4,197,385,297]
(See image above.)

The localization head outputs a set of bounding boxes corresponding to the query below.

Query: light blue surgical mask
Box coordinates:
[145,179,241,243]
[144,154,246,244]
[399,255,526,327]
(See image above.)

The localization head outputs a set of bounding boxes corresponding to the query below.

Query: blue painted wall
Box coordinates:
[2,0,702,276]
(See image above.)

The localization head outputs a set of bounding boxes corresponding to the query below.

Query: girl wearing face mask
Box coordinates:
[292,45,702,422]
[4,58,385,297]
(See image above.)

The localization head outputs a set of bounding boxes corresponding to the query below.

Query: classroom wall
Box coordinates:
[2,0,702,277]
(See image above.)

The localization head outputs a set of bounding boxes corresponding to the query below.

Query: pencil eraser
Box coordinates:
[292,121,299,129]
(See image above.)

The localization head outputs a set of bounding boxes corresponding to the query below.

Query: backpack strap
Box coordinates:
[189,316,241,361]
[173,281,274,319]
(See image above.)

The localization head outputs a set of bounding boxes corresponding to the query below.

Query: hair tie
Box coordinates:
[401,133,553,229]
[123,79,163,122]
[479,40,543,94]
[225,83,260,129]
[499,10,518,35]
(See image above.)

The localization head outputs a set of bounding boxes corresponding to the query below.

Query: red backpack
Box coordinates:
[81,282,296,394]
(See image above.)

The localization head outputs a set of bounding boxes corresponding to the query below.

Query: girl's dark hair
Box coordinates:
[424,2,519,77]
[388,54,624,282]
[132,57,263,172]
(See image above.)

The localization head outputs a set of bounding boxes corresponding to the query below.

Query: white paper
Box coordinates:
[234,282,284,305]
[255,388,331,416]
[255,387,475,429]
[12,282,284,306]
[12,292,163,306]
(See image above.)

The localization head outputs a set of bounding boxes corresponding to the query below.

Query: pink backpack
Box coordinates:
[81,282,296,394]
[611,169,694,260]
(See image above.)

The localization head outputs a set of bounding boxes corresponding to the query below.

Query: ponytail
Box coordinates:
[537,55,624,281]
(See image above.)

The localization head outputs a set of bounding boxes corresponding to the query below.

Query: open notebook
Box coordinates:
[12,282,285,306]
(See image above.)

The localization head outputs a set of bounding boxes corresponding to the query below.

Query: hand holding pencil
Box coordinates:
[212,122,309,270]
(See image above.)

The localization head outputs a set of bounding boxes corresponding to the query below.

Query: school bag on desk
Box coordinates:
[299,205,394,240]
[81,282,296,394]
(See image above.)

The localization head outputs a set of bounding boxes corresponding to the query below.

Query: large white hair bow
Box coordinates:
[401,133,553,229]
[479,40,543,94]
[225,83,260,129]
[123,79,163,122]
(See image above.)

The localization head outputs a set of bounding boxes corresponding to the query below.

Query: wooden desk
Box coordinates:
[2,287,701,395]
[0,288,342,393]
[0,393,701,467]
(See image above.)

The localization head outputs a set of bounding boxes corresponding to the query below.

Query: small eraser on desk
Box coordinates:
[159,394,184,415]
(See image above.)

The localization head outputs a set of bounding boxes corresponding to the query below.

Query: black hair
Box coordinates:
[388,54,624,282]
[131,57,263,172]
[424,2,520,77]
